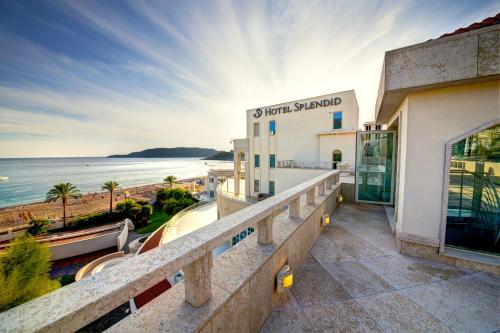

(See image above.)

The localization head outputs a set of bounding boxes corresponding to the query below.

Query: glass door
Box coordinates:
[355,131,396,204]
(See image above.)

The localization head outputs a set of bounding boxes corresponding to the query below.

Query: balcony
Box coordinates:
[0,171,342,332]
[1,170,499,332]
[262,203,499,332]
[277,160,353,172]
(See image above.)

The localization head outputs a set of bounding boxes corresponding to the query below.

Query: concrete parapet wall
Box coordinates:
[50,230,121,260]
[108,184,340,332]
[216,189,251,219]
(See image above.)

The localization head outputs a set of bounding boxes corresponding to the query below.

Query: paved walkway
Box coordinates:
[261,203,500,333]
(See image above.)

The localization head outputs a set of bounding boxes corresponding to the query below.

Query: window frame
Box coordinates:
[253,123,260,137]
[269,181,275,195]
[254,179,260,192]
[269,154,276,168]
[269,120,276,136]
[333,111,342,130]
[254,154,260,168]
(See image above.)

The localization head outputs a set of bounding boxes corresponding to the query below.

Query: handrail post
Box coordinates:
[289,197,300,219]
[184,251,212,307]
[326,178,332,190]
[258,215,273,245]
[306,188,315,205]
[318,182,325,196]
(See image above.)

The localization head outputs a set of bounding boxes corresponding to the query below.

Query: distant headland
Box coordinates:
[108,147,233,160]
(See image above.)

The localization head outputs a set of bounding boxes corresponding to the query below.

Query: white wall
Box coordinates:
[319,132,356,169]
[247,90,359,196]
[397,81,499,240]
[117,224,128,251]
[50,231,121,260]
[275,168,329,193]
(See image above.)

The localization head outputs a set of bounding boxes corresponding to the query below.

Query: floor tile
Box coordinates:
[273,289,300,311]
[291,261,351,307]
[260,308,314,333]
[359,255,437,289]
[310,233,356,264]
[303,300,382,333]
[356,292,453,333]
[401,282,500,333]
[438,272,500,315]
[324,260,395,298]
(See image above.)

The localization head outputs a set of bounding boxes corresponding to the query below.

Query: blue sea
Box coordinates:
[0,158,231,208]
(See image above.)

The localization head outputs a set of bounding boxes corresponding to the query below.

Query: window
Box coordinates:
[333,111,342,129]
[332,150,342,169]
[269,181,275,195]
[375,124,381,130]
[209,190,214,198]
[254,179,260,192]
[254,154,260,167]
[253,123,260,137]
[209,177,214,183]
[269,120,276,135]
[269,154,276,168]
[445,124,499,255]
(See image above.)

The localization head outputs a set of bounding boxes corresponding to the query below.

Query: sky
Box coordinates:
[0,0,498,157]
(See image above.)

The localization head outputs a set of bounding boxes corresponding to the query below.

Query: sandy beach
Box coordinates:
[0,177,205,231]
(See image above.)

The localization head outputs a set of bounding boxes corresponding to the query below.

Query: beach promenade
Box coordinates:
[0,178,205,231]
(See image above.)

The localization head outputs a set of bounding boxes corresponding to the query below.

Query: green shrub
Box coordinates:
[162,197,195,215]
[58,274,76,287]
[155,188,196,207]
[155,188,197,215]
[67,211,124,230]
[27,219,51,236]
[116,199,152,228]
[0,235,60,312]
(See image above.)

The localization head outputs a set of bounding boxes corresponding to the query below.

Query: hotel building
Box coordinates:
[2,14,499,333]
[232,90,359,199]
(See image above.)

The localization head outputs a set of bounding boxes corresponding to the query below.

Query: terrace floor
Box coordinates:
[261,203,500,333]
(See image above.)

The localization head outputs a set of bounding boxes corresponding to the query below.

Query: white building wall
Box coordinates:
[319,133,357,169]
[397,81,500,240]
[247,90,359,196]
[275,169,329,193]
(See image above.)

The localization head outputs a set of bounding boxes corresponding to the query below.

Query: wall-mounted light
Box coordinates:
[277,264,293,293]
[321,214,331,226]
[339,195,344,203]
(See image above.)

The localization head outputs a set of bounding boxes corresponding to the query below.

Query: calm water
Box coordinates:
[0,158,231,208]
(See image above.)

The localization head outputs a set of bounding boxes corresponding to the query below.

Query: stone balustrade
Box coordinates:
[0,170,341,333]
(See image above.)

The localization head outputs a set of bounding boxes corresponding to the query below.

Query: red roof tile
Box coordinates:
[439,13,500,38]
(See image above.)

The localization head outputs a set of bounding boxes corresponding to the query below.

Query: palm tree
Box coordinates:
[102,181,120,213]
[46,183,81,229]
[164,175,177,189]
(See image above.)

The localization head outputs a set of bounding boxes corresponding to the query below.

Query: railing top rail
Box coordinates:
[0,170,340,333]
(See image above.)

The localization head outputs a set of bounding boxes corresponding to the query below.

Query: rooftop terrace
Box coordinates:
[262,202,500,332]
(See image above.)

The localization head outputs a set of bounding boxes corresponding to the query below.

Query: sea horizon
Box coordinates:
[0,157,231,208]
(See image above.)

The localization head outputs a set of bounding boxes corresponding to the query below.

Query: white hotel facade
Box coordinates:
[237,90,359,198]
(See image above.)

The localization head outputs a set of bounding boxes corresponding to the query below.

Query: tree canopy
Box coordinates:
[0,235,60,312]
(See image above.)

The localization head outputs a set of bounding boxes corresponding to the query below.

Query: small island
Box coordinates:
[108,147,233,161]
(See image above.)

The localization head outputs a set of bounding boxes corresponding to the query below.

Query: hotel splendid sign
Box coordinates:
[253,97,341,118]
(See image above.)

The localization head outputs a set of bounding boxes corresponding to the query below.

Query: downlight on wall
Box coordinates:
[277,265,293,293]
[321,214,331,226]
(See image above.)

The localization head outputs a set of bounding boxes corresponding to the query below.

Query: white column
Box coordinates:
[318,182,325,196]
[184,251,212,307]
[258,215,273,245]
[234,151,240,195]
[289,197,300,219]
[306,188,315,205]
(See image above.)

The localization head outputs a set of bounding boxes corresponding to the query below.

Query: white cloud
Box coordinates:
[1,0,498,157]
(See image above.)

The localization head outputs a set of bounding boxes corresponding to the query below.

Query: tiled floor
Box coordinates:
[261,203,500,333]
